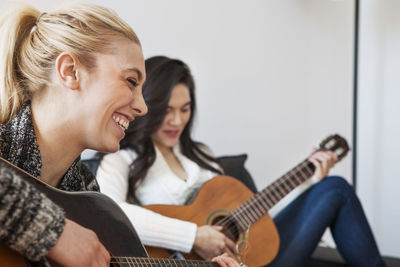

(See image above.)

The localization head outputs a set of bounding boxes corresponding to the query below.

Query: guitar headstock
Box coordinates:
[319,134,350,162]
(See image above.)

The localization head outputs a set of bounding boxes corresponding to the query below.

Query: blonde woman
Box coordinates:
[0,3,240,267]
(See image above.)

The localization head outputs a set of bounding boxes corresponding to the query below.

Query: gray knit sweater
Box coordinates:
[0,103,100,263]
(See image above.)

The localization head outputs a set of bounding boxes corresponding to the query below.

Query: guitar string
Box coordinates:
[214,160,315,238]
[226,161,314,234]
[111,256,218,266]
[216,159,312,228]
[217,165,311,237]
[218,161,313,239]
[238,159,313,222]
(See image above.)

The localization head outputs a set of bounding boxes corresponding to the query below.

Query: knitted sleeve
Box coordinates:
[0,164,66,261]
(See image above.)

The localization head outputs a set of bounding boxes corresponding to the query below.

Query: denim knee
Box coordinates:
[316,175,355,198]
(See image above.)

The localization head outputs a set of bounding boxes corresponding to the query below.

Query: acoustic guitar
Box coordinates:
[145,134,349,267]
[0,157,223,267]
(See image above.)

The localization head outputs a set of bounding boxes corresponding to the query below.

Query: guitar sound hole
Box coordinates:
[212,215,240,242]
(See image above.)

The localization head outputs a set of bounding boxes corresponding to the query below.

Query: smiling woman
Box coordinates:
[0,2,144,267]
[75,37,147,153]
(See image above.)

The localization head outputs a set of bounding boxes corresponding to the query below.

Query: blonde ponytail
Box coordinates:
[0,3,39,123]
[0,2,140,124]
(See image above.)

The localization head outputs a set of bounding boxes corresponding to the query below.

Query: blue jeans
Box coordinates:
[268,176,385,267]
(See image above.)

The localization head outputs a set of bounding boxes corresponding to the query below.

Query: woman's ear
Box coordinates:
[55,52,80,90]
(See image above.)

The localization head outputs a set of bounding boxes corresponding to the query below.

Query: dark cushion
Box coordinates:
[217,154,257,193]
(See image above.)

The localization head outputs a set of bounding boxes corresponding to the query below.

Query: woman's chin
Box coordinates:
[166,140,179,148]
[96,141,120,154]
[107,146,120,153]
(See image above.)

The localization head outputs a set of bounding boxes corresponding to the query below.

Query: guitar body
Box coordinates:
[0,158,148,266]
[37,189,148,258]
[0,244,27,267]
[145,175,280,267]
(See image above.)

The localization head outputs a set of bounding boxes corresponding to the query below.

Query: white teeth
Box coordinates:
[112,115,129,130]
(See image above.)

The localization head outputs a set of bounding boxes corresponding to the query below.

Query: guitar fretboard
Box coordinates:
[112,257,219,266]
[229,159,315,232]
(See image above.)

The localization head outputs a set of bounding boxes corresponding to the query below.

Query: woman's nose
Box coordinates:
[169,112,182,126]
[130,89,148,117]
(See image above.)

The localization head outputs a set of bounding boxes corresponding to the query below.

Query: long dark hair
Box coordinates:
[120,56,222,204]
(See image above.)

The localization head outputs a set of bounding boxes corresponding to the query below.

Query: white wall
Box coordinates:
[3,0,399,259]
[7,0,353,188]
[358,0,400,258]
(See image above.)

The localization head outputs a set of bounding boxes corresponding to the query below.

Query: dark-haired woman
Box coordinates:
[97,56,386,266]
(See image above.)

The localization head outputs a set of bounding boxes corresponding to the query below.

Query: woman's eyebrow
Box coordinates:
[126,68,144,82]
[182,101,191,107]
[167,101,191,109]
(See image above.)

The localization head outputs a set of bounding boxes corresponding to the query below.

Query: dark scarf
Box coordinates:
[0,103,99,192]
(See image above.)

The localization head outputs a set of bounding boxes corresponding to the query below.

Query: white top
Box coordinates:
[96,145,219,252]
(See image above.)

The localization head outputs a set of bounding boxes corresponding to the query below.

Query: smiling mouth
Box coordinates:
[112,115,129,130]
[164,130,180,137]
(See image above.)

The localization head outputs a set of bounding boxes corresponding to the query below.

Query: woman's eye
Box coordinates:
[127,78,138,87]
[182,108,190,113]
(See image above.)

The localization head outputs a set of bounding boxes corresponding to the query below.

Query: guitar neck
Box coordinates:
[230,158,315,231]
[112,256,219,266]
